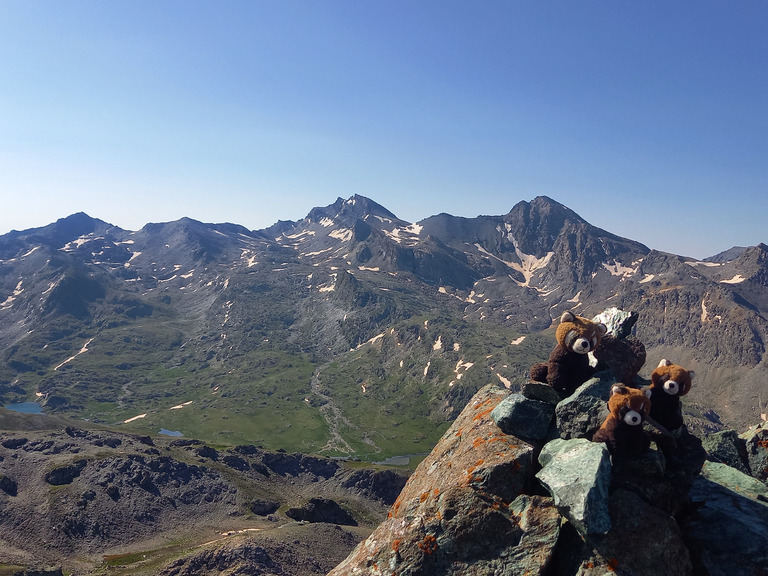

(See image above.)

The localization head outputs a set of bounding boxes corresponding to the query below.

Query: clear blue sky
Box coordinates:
[1,1,767,259]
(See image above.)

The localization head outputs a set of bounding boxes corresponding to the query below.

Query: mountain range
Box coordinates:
[1,195,767,460]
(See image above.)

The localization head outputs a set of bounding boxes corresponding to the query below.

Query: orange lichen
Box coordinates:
[392,539,402,552]
[472,437,486,448]
[390,494,405,518]
[607,558,619,571]
[473,407,495,421]
[418,534,438,554]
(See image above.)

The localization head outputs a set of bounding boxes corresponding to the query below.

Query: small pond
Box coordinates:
[159,428,183,437]
[3,402,45,415]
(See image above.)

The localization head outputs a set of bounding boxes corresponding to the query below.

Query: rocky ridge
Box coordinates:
[330,377,768,576]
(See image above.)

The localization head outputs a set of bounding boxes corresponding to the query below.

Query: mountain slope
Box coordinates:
[0,196,767,459]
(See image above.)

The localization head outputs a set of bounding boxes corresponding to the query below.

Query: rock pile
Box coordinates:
[330,374,768,576]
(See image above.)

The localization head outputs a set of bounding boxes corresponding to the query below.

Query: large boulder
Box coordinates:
[285,497,357,526]
[536,438,612,535]
[329,384,541,575]
[740,420,768,481]
[555,373,613,440]
[702,429,750,474]
[681,461,768,576]
[491,393,554,441]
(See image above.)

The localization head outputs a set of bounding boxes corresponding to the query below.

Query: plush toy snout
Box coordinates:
[623,410,643,426]
[564,330,596,354]
[663,380,680,395]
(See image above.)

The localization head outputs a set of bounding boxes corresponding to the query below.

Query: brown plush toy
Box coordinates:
[530,311,607,397]
[592,384,653,459]
[645,359,693,436]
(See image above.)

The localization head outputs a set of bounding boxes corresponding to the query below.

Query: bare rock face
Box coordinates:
[329,385,545,575]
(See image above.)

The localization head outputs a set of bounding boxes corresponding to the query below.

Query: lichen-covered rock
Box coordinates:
[328,384,539,575]
[491,393,554,441]
[536,438,612,535]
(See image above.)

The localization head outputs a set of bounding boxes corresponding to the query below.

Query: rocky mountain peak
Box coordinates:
[0,212,117,257]
[305,195,404,229]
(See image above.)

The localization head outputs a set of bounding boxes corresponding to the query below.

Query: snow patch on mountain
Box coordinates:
[329,228,353,242]
[54,337,95,371]
[476,240,554,287]
[281,230,316,241]
[0,280,23,310]
[686,260,722,268]
[382,224,422,246]
[720,274,746,284]
[602,259,641,278]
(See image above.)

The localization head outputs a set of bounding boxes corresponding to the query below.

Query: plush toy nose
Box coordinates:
[664,380,680,395]
[623,410,643,426]
[573,337,590,354]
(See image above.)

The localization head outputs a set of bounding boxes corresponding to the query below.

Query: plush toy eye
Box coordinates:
[623,410,643,426]
[664,380,680,395]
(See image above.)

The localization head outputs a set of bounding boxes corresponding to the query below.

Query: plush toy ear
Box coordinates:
[688,370,695,379]
[560,311,576,324]
[643,387,653,399]
[611,384,628,396]
[657,358,672,368]
[597,322,608,336]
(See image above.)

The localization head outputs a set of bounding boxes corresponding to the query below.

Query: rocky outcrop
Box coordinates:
[329,385,542,575]
[330,379,768,576]
[285,497,357,526]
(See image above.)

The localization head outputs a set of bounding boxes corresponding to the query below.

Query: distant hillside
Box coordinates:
[1,195,767,459]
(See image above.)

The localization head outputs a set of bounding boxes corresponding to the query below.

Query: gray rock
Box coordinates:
[285,497,357,526]
[702,429,750,474]
[521,381,563,405]
[614,446,666,477]
[740,421,768,482]
[699,460,768,503]
[555,373,613,439]
[0,474,17,496]
[492,393,554,441]
[506,494,562,575]
[682,461,768,576]
[591,307,638,339]
[536,438,612,535]
[585,489,692,576]
[44,459,87,485]
[249,499,280,516]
